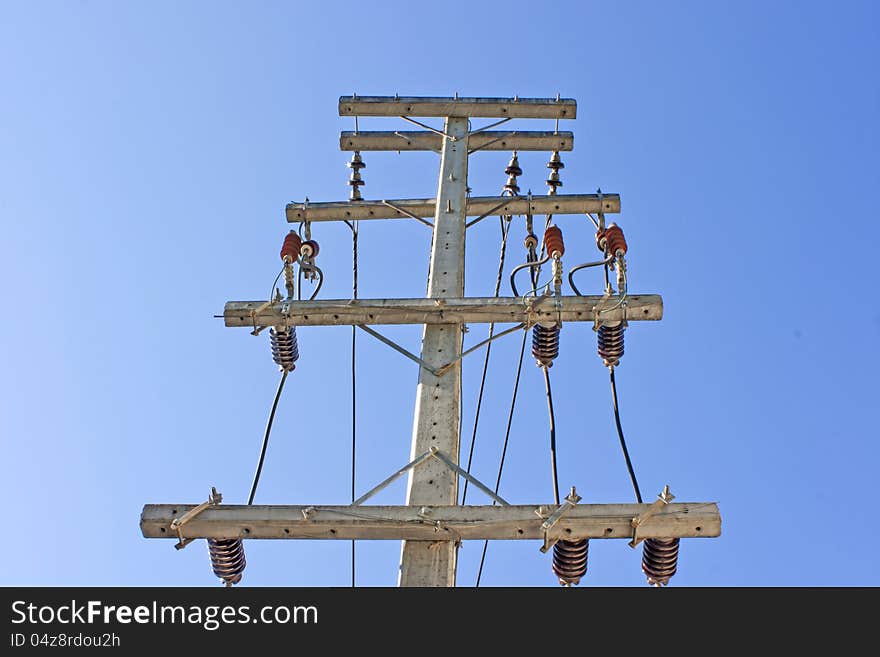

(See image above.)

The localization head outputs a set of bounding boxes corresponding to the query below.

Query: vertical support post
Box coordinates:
[399,117,469,587]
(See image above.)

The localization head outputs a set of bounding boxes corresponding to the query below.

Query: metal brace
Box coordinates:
[352,447,508,507]
[170,487,222,550]
[538,486,581,553]
[629,485,675,548]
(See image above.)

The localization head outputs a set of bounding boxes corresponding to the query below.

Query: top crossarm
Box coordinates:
[339,96,576,119]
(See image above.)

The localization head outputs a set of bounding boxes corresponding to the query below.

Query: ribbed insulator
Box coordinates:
[503,153,522,195]
[347,152,365,200]
[532,323,560,367]
[642,537,680,586]
[597,323,624,368]
[346,151,366,172]
[504,175,520,196]
[547,151,564,172]
[543,225,564,258]
[270,326,299,372]
[207,538,246,587]
[552,539,589,586]
[597,224,628,256]
[505,152,522,177]
[546,151,564,192]
[280,232,302,262]
[605,224,627,256]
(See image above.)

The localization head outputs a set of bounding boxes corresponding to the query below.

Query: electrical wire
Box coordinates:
[475,328,528,586]
[247,370,289,505]
[543,366,561,506]
[345,219,359,586]
[461,215,511,504]
[610,367,642,504]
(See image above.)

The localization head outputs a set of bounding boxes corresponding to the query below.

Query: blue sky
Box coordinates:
[1,0,878,586]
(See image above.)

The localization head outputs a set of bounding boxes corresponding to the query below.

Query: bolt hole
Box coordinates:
[565,528,572,534]
[160,527,166,533]
[283,528,290,535]
[428,480,434,485]
[330,529,337,535]
[243,528,250,535]
[605,527,613,534]
[517,529,524,535]
[171,509,177,515]
[695,526,702,532]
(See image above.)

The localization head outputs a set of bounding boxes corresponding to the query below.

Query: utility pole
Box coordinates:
[141,95,721,588]
[400,116,468,586]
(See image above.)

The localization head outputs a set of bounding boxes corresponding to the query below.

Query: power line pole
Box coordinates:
[400,116,469,586]
[141,95,721,588]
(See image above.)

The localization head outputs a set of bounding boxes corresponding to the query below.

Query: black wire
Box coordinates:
[543,366,561,506]
[462,216,510,504]
[345,219,359,587]
[247,370,289,505]
[610,367,642,504]
[476,328,528,586]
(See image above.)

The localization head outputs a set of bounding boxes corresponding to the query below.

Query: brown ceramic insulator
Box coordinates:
[280,232,302,262]
[543,225,565,258]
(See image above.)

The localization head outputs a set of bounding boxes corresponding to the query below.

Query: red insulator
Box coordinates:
[280,232,302,262]
[301,239,319,258]
[598,224,627,256]
[543,225,564,257]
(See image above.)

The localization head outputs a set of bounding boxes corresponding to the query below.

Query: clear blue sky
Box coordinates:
[2,0,878,587]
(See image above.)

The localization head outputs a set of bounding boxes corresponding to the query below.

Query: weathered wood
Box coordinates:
[286,193,619,223]
[223,295,663,328]
[141,503,721,541]
[339,95,576,119]
[340,131,573,152]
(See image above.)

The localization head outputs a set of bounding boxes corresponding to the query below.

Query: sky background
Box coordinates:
[1,0,878,587]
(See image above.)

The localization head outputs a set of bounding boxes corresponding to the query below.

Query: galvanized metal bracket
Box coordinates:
[352,447,509,507]
[629,485,675,548]
[538,486,582,553]
[169,487,222,550]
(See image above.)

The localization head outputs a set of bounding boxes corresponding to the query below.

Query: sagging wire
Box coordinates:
[475,328,529,587]
[248,370,289,505]
[461,214,512,504]
[462,151,520,504]
[344,218,359,587]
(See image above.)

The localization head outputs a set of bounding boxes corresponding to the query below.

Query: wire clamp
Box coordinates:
[538,486,581,553]
[170,487,222,550]
[629,485,674,548]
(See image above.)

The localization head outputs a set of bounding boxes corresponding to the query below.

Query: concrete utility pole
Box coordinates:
[399,117,469,586]
[141,95,721,588]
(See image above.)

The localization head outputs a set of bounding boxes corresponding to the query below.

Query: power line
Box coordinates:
[475,328,528,586]
[543,366,561,506]
[610,367,642,503]
[461,215,511,504]
[247,370,289,505]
